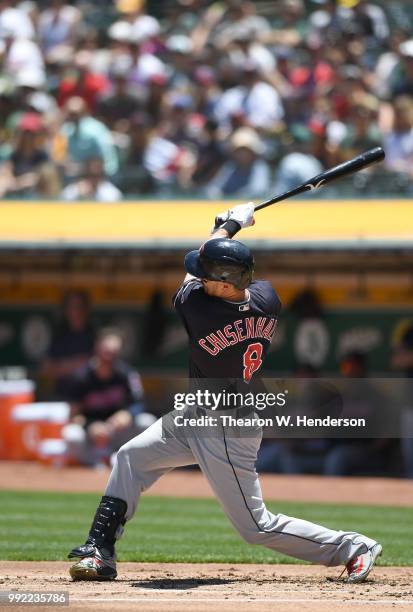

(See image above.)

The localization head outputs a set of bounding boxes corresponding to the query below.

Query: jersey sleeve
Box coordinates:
[173,279,203,310]
[250,280,282,317]
[173,279,204,337]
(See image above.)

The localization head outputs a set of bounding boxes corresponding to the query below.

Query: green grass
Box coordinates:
[1,491,412,565]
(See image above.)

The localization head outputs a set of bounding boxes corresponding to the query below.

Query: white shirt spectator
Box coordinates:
[227,43,276,74]
[343,3,389,41]
[0,38,44,75]
[0,7,34,39]
[214,81,284,130]
[61,180,122,202]
[383,129,413,174]
[130,53,167,85]
[143,136,181,183]
[274,152,324,193]
[373,50,399,99]
[131,14,161,43]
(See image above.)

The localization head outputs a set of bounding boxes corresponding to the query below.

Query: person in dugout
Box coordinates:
[62,328,155,467]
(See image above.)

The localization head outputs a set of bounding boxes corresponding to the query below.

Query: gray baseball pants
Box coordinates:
[105,408,377,566]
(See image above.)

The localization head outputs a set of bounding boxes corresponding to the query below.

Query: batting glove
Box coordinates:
[214,202,255,234]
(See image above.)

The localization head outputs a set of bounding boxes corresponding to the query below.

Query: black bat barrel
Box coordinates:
[314,147,385,187]
[255,147,385,211]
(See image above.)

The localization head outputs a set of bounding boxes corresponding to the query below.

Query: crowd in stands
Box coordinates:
[1,0,413,200]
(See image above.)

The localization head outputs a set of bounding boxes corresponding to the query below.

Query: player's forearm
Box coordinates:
[207,219,246,244]
[209,227,230,240]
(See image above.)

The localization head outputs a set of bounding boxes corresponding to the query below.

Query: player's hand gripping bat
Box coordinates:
[254,146,385,212]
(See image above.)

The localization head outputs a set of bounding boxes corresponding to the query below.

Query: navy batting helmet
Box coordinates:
[184,238,254,290]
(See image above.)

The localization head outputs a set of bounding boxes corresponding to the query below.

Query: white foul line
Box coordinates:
[71,597,413,605]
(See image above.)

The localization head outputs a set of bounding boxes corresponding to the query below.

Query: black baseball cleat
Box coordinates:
[69,545,117,581]
[68,495,127,581]
[68,540,98,559]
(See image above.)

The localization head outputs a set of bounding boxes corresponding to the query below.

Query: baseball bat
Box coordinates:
[254,146,385,211]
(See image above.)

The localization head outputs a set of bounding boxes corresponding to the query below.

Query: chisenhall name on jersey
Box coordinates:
[198,316,277,356]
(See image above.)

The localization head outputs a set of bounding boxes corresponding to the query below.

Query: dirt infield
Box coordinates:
[1,461,413,506]
[2,462,412,611]
[1,562,413,612]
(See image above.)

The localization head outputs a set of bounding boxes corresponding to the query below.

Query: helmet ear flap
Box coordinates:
[238,266,254,290]
[200,258,253,289]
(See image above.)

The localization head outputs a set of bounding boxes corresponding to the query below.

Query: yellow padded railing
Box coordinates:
[0,200,412,244]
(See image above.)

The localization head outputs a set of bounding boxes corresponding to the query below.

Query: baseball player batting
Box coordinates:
[68,202,382,582]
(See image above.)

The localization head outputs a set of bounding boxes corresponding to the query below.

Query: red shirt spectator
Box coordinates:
[57,51,110,112]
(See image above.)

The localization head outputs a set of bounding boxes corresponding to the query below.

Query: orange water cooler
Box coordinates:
[0,380,35,459]
[9,402,70,461]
